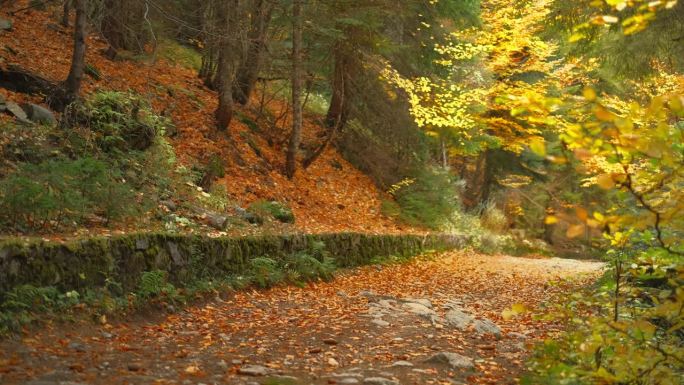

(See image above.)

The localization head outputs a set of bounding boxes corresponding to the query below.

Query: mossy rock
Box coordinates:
[0,232,469,297]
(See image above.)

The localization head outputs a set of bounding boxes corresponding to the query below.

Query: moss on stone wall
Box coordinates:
[0,233,469,296]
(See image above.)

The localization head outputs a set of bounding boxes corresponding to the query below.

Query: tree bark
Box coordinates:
[101,0,145,53]
[214,0,239,130]
[325,47,351,130]
[285,0,303,179]
[233,0,274,105]
[61,0,70,27]
[64,0,86,102]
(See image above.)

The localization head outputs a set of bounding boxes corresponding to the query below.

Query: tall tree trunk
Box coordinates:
[325,47,351,130]
[198,0,218,88]
[101,0,145,54]
[233,0,274,105]
[214,0,239,130]
[64,0,86,101]
[286,0,303,179]
[61,0,70,27]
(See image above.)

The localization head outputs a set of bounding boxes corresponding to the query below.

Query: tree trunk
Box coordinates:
[285,0,303,179]
[198,0,218,88]
[214,0,239,130]
[233,0,274,105]
[64,0,86,102]
[101,0,145,53]
[325,47,351,130]
[61,0,70,27]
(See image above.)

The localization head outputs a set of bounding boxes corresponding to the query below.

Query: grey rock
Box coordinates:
[5,101,30,124]
[332,372,364,378]
[445,308,474,330]
[217,360,228,370]
[498,341,526,353]
[507,332,527,340]
[425,352,474,370]
[237,364,271,376]
[21,103,56,125]
[0,18,12,31]
[391,360,413,367]
[68,342,87,352]
[363,377,398,385]
[376,299,398,309]
[167,242,183,265]
[371,319,389,327]
[135,238,150,250]
[402,298,432,308]
[472,319,501,338]
[401,302,436,318]
[160,200,177,211]
[340,379,360,385]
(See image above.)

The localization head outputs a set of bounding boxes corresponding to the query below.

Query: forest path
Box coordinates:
[0,251,603,385]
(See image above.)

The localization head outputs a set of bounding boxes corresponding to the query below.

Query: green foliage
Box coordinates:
[284,242,336,283]
[524,255,683,385]
[247,200,295,224]
[479,200,508,234]
[63,91,170,155]
[0,285,80,335]
[389,168,461,230]
[247,257,285,289]
[137,270,178,300]
[0,157,137,231]
[247,242,336,288]
[157,39,203,70]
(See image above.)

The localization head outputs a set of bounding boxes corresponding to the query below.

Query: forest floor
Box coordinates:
[0,3,412,239]
[0,251,604,385]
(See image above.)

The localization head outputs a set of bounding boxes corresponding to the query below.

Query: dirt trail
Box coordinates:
[0,252,603,385]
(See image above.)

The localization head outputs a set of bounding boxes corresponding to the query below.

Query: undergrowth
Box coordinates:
[0,242,340,336]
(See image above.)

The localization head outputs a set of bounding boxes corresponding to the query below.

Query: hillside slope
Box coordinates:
[0,3,413,235]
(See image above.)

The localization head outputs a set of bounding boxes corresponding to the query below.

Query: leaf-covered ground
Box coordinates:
[0,2,409,237]
[0,252,603,385]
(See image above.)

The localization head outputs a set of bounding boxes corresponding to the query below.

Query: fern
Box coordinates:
[247,257,284,288]
[137,270,177,299]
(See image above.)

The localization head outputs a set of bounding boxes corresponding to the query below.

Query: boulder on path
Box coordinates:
[473,318,501,338]
[425,352,474,370]
[391,360,414,367]
[445,308,474,330]
[237,364,271,376]
[401,298,433,308]
[401,302,436,318]
[364,377,399,385]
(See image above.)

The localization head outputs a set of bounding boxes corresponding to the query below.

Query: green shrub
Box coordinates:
[137,270,177,299]
[247,200,295,224]
[197,154,225,189]
[0,157,137,231]
[391,168,462,230]
[63,91,170,155]
[0,285,81,334]
[285,253,336,283]
[247,257,284,288]
[247,242,337,288]
[480,200,508,233]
